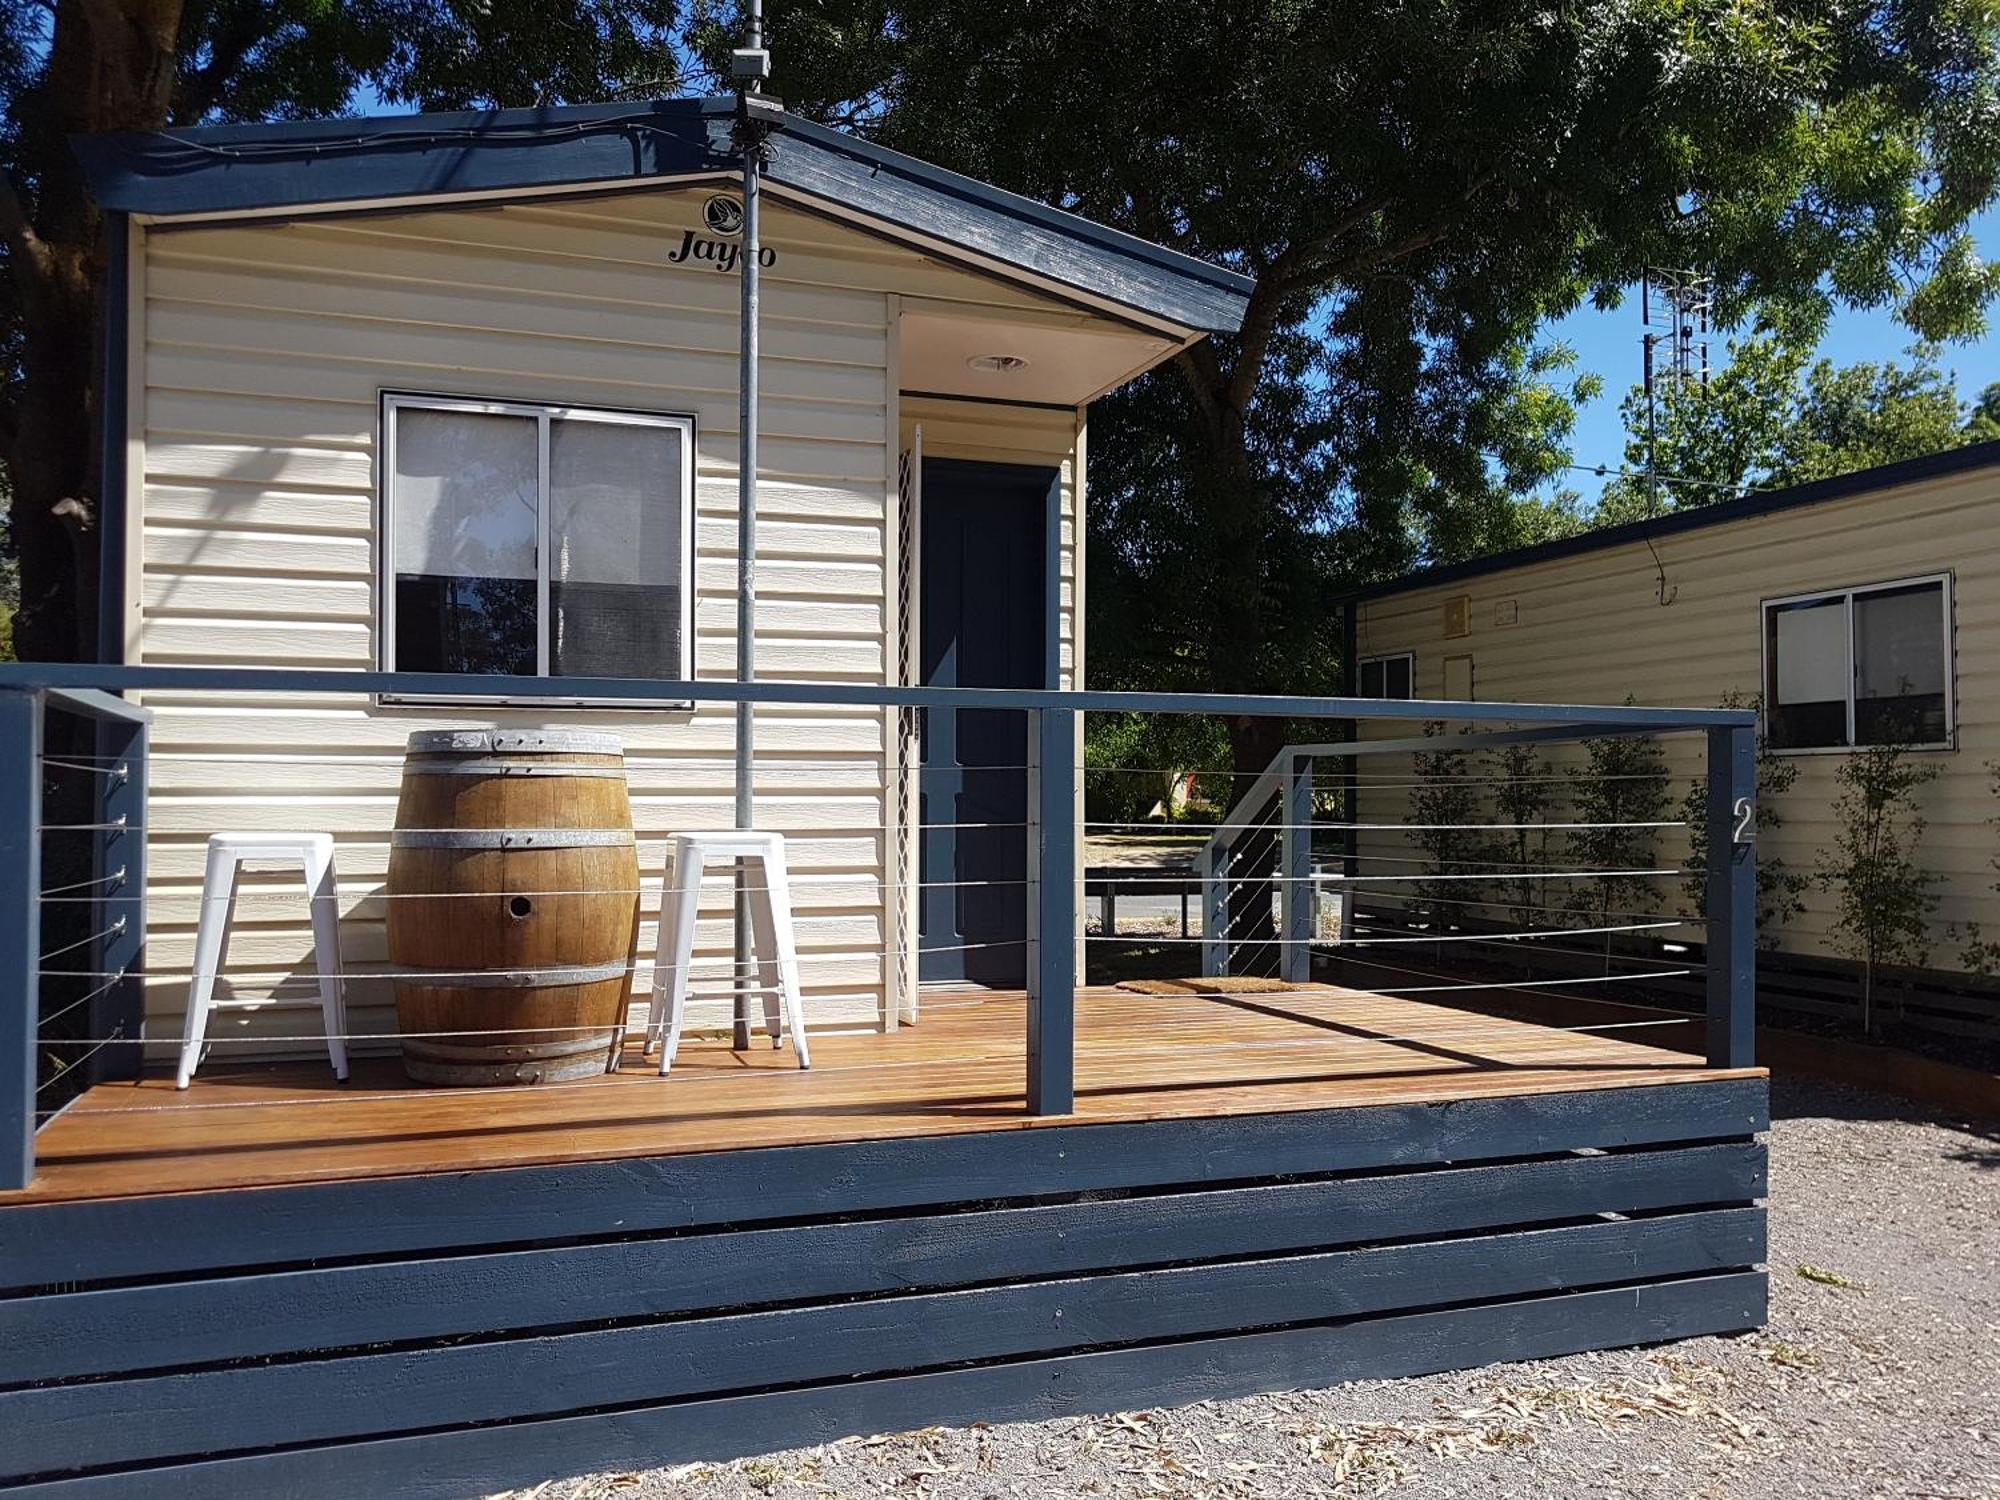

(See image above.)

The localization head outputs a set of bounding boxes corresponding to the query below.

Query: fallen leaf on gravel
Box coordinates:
[1763,1342,1822,1369]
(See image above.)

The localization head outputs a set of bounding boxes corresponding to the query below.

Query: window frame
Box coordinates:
[376,391,697,707]
[1759,571,1955,755]
[1357,651,1416,701]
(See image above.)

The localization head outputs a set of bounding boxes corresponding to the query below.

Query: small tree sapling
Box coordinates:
[1816,740,1941,1031]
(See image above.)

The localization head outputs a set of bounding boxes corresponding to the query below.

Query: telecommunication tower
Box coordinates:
[1639,267,1714,515]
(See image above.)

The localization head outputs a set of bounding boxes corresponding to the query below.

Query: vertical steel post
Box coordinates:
[1339,602,1361,945]
[1026,706,1076,1114]
[731,3,766,1051]
[1202,840,1229,977]
[1705,724,1757,1068]
[1279,753,1314,982]
[93,712,147,1081]
[0,690,43,1190]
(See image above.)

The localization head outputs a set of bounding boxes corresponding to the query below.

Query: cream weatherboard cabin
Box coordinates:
[75,98,1240,1054]
[1341,443,2000,1036]
[0,98,1771,1498]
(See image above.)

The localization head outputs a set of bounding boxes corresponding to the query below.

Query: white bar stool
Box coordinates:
[177,832,349,1089]
[644,830,810,1073]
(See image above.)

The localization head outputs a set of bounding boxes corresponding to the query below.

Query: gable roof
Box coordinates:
[1348,439,2000,603]
[71,95,1252,334]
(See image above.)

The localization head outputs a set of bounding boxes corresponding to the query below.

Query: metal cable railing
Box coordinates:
[0,663,1760,1190]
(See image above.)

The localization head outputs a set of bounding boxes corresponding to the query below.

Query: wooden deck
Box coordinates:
[11,983,1753,1205]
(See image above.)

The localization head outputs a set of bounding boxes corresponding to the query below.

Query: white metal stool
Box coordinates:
[177,832,349,1089]
[643,830,810,1073]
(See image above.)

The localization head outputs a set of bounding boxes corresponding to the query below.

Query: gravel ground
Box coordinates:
[501,1079,1999,1500]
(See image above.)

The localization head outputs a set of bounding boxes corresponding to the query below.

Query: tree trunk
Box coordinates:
[4,0,185,662]
[1179,373,1293,963]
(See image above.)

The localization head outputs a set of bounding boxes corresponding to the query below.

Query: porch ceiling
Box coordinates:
[899,303,1179,405]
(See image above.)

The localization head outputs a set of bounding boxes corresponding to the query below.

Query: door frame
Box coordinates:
[913,455,1064,986]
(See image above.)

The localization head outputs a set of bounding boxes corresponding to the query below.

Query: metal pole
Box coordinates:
[731,0,766,1050]
[1,689,43,1190]
[1705,724,1757,1068]
[1279,753,1313,982]
[1026,706,1077,1114]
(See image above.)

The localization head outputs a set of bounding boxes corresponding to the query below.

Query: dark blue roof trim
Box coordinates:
[70,96,1251,334]
[1349,439,2000,602]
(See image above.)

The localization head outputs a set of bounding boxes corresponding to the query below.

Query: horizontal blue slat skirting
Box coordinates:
[0,1077,1770,1288]
[0,1080,1768,1496]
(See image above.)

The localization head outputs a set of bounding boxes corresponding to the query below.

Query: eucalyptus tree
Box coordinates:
[758,0,2000,775]
[0,0,681,661]
[1597,337,1983,521]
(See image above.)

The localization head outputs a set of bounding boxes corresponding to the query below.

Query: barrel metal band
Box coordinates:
[401,762,629,779]
[391,960,630,988]
[390,829,636,849]
[406,729,624,755]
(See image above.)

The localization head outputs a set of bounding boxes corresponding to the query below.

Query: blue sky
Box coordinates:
[1549,205,2000,506]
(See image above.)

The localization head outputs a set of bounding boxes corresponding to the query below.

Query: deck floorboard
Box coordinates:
[8,985,1758,1204]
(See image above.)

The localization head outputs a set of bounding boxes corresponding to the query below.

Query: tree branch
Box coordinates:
[1174,339,1226,432]
[1223,288,1285,416]
[1268,172,1496,300]
[172,0,290,122]
[1261,193,1393,291]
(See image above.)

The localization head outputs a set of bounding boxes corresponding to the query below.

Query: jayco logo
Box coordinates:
[665,227,777,273]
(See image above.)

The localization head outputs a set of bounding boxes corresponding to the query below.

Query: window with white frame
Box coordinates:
[380,395,693,696]
[1762,575,1952,750]
[1358,652,1415,699]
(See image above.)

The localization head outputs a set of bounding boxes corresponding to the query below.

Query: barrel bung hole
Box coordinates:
[508,895,534,920]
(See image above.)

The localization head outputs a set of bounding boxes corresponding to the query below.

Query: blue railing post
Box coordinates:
[1705,724,1757,1068]
[0,688,43,1190]
[1026,706,1076,1115]
[1279,753,1314,982]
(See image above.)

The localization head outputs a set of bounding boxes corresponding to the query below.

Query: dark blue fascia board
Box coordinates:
[70,99,728,219]
[70,96,1251,333]
[768,114,1252,332]
[1347,438,2000,604]
[0,661,1756,729]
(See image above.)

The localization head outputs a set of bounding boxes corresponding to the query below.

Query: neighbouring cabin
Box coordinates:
[0,95,1769,1498]
[1340,443,2000,1042]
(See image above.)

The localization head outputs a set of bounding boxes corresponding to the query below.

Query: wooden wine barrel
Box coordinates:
[386,730,640,1085]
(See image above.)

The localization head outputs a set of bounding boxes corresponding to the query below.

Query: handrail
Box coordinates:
[1199,742,1336,983]
[2,686,151,1189]
[0,663,1759,1191]
[0,663,1758,729]
[1202,741,1350,856]
[1196,714,1760,989]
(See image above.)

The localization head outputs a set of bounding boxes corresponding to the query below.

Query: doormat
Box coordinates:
[1115,977,1319,996]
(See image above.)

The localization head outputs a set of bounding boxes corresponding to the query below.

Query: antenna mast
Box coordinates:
[1639,266,1713,516]
[731,3,782,1047]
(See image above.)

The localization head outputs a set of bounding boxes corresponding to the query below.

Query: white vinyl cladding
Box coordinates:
[129,186,1088,1055]
[1350,463,2000,960]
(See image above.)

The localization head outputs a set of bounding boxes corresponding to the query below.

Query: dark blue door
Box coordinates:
[919,457,1054,985]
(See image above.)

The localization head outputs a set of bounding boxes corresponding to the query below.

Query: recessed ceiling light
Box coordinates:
[966,354,1029,374]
